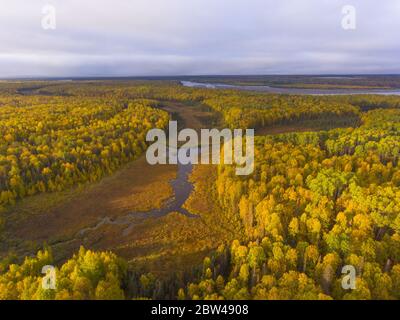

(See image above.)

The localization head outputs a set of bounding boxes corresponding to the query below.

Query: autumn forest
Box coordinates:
[0,79,400,300]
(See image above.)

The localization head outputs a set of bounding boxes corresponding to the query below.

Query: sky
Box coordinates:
[0,0,399,77]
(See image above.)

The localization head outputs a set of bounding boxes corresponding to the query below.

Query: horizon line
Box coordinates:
[2,73,400,81]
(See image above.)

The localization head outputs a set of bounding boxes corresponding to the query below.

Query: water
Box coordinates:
[17,86,207,242]
[181,81,400,96]
[76,146,201,238]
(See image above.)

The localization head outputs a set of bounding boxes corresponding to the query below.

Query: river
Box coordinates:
[76,146,202,238]
[181,81,400,96]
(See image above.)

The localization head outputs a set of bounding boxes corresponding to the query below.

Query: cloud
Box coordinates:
[0,0,399,77]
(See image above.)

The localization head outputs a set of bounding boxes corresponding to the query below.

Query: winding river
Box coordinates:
[17,87,203,241]
[76,146,201,238]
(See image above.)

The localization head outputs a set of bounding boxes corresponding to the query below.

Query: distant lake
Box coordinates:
[181,81,400,96]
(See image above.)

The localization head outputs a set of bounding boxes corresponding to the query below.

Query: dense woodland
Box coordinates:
[1,81,400,299]
[0,94,168,209]
[181,109,400,300]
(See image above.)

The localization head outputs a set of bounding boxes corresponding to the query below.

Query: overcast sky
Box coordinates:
[0,0,399,77]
